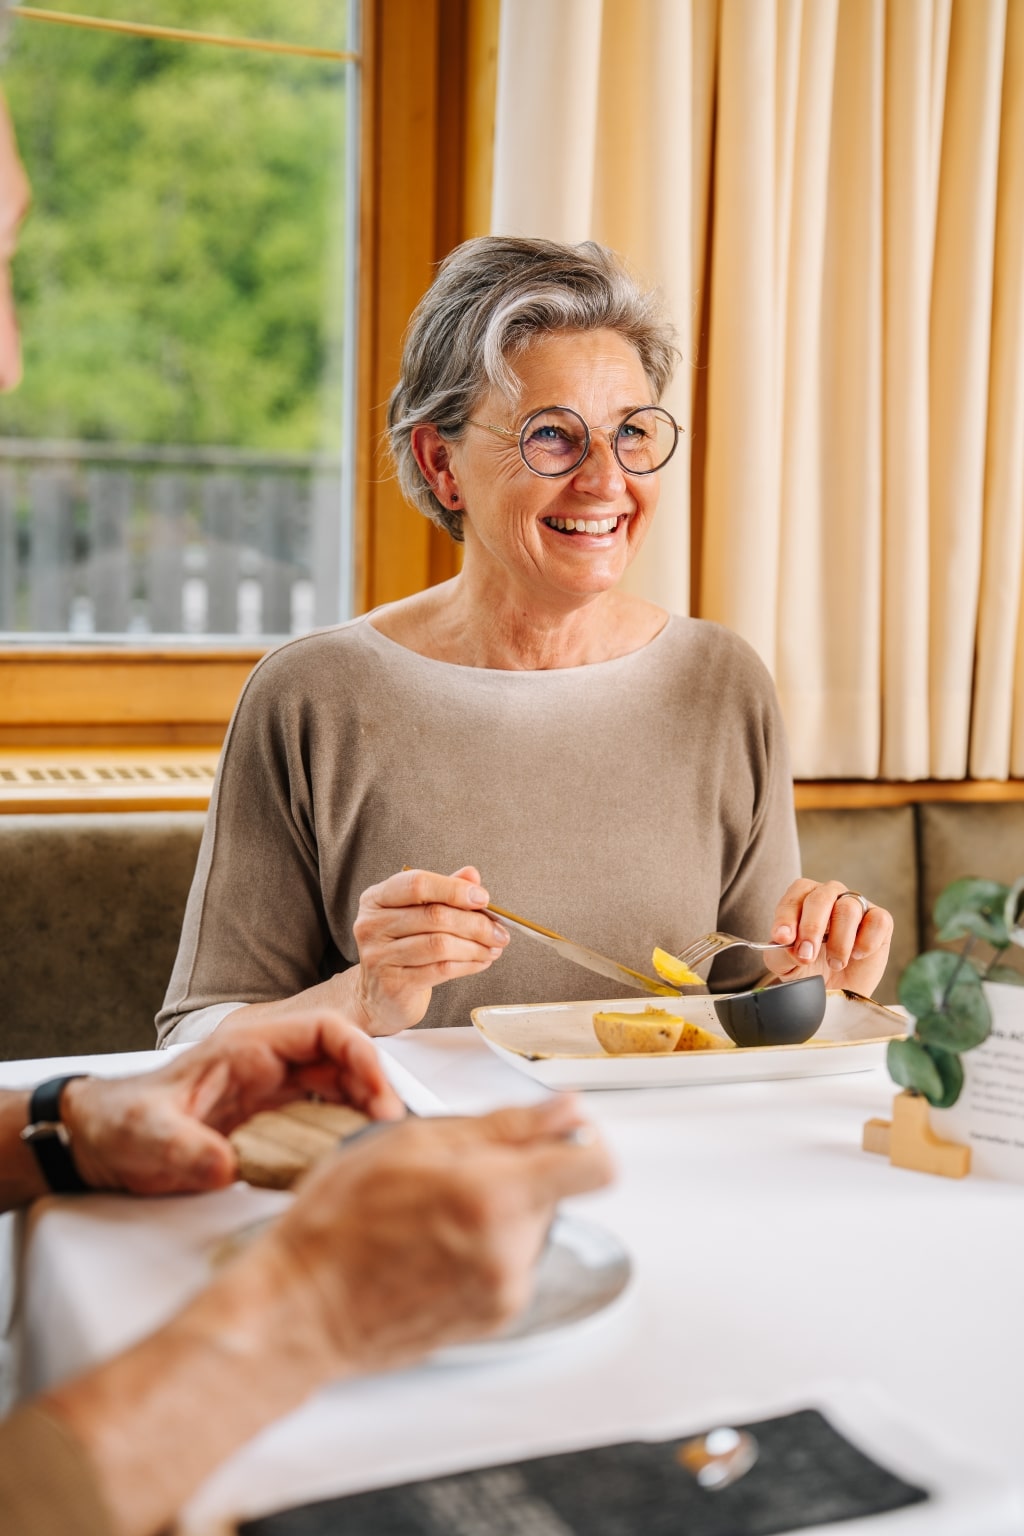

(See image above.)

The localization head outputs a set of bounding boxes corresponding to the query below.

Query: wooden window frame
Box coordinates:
[0,0,499,754]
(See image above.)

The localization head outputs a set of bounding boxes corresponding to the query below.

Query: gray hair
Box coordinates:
[386,236,680,541]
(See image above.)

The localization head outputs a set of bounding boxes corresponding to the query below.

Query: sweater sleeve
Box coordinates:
[709,639,802,991]
[0,1405,114,1536]
[157,645,335,1045]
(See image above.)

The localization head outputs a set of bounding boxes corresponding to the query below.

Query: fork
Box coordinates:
[674,931,791,972]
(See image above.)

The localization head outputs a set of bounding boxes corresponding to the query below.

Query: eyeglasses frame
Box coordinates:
[466,403,681,479]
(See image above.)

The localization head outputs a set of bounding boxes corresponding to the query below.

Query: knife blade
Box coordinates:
[487,901,682,998]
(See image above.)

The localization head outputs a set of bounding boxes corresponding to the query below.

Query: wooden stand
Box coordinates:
[863,1089,971,1179]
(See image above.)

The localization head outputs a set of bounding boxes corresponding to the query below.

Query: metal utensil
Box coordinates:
[488,901,681,998]
[677,1425,759,1489]
[674,929,791,973]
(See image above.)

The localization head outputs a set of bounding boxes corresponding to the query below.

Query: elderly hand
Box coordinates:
[761,880,894,996]
[61,1011,403,1196]
[252,1095,614,1374]
[40,1096,613,1536]
[347,865,510,1035]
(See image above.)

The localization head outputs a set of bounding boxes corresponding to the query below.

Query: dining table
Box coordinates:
[2,1022,1023,1535]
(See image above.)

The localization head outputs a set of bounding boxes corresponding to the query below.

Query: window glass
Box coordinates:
[0,0,358,639]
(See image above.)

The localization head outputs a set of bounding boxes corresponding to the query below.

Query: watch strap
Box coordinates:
[22,1076,91,1194]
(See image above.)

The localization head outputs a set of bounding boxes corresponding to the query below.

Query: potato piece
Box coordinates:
[651,947,704,988]
[593,1007,684,1055]
[673,1021,735,1052]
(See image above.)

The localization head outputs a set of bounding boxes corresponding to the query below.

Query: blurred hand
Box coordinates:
[254,1096,614,1375]
[62,1011,403,1196]
[348,865,510,1035]
[763,880,893,996]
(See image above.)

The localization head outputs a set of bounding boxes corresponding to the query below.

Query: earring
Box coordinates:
[451,492,459,506]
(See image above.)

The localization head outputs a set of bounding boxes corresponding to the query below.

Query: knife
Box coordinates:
[487,901,682,998]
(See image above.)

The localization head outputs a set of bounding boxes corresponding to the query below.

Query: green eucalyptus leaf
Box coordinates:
[887,1038,944,1103]
[916,1000,989,1051]
[1005,877,1024,949]
[934,877,1011,946]
[923,1045,965,1109]
[983,964,1024,987]
[898,951,972,1017]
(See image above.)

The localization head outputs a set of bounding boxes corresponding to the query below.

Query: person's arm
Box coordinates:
[708,636,893,995]
[156,650,509,1047]
[0,1010,404,1214]
[0,1087,51,1209]
[232,863,512,1039]
[38,1099,613,1536]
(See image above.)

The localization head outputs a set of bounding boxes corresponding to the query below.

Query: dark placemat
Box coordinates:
[238,1407,929,1535]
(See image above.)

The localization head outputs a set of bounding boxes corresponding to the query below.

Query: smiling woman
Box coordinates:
[157,236,894,1048]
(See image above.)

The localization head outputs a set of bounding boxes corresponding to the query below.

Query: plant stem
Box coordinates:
[981,948,1007,978]
[940,936,975,1007]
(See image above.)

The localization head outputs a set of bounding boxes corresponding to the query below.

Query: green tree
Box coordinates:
[1,1,352,452]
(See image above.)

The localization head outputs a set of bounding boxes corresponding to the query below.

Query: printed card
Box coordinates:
[934,982,1024,1182]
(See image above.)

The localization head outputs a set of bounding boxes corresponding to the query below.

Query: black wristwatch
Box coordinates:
[20,1075,91,1194]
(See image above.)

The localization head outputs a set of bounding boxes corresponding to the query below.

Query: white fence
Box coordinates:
[0,439,345,636]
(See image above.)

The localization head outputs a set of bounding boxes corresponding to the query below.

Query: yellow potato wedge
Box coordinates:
[593,1008,734,1055]
[593,1007,685,1055]
[673,1021,735,1053]
[651,947,704,988]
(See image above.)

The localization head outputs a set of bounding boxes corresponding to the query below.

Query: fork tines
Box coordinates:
[674,933,739,972]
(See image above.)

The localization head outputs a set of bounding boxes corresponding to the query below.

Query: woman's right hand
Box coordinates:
[347,865,510,1035]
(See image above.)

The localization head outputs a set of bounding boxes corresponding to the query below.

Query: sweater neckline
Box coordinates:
[359,610,678,679]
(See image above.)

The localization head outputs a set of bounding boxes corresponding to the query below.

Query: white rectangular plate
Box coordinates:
[471,991,906,1090]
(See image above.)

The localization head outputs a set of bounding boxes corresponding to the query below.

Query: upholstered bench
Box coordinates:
[2,803,1023,1058]
[1,812,205,1060]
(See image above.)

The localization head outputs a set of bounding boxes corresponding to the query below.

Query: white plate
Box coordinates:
[472,990,906,1090]
[434,1213,632,1366]
[210,1212,631,1365]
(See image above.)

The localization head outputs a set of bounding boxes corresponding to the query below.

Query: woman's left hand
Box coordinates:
[761,880,894,996]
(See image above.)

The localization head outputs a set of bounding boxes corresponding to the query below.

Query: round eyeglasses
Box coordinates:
[468,404,680,478]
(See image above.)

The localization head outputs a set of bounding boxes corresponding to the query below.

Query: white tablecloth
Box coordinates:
[4,1032,1024,1534]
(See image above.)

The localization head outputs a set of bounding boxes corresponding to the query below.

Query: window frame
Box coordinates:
[0,0,499,750]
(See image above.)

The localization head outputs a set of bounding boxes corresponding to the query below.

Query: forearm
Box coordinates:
[0,1090,51,1211]
[227,966,373,1036]
[40,1245,338,1536]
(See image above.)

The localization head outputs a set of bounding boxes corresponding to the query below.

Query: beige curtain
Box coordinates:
[491,0,1024,781]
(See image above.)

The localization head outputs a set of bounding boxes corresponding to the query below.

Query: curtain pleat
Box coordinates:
[491,0,1024,781]
[492,0,604,242]
[972,0,1024,777]
[929,0,1006,778]
[881,0,936,779]
[702,0,779,664]
[592,0,695,611]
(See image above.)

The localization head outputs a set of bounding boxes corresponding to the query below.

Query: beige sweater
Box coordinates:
[158,615,800,1043]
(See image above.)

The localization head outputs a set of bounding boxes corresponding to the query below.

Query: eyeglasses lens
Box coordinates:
[614,408,678,474]
[519,406,677,476]
[520,408,589,475]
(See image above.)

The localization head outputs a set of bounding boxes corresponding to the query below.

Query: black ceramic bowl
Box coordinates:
[713,973,827,1048]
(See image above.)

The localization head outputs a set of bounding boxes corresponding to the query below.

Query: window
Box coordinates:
[0,0,494,779]
[1,1,359,640]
